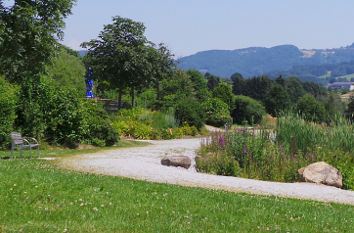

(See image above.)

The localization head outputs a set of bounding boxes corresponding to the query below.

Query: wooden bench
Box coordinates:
[10,132,40,158]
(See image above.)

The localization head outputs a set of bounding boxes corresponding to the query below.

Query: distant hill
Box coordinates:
[178,43,354,83]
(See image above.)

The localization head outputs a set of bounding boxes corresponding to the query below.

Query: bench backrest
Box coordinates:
[10,132,24,145]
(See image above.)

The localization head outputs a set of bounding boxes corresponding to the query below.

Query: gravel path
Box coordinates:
[58,138,354,206]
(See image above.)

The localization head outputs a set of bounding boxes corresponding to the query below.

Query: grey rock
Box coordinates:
[299,162,343,188]
[161,156,192,169]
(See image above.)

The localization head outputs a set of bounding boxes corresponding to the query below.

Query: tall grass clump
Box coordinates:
[276,114,324,154]
[327,115,354,153]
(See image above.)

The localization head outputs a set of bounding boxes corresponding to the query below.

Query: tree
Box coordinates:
[202,98,232,127]
[285,77,306,103]
[0,0,76,82]
[82,16,173,108]
[296,94,326,123]
[232,96,266,125]
[243,76,273,101]
[205,73,221,90]
[175,97,205,129]
[264,84,291,116]
[187,70,211,102]
[345,97,354,122]
[0,76,18,147]
[0,0,76,137]
[159,70,195,110]
[212,81,234,109]
[324,93,345,121]
[231,73,246,95]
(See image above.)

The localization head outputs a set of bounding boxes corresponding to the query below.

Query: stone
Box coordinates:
[299,162,343,188]
[161,156,192,169]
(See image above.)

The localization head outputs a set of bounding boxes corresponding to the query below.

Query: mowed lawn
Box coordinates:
[0,159,353,232]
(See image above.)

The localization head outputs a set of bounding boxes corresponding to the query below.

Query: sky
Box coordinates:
[62,0,354,57]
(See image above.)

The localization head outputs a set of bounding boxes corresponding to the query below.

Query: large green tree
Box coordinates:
[0,0,76,137]
[296,94,326,123]
[0,0,76,82]
[82,16,174,107]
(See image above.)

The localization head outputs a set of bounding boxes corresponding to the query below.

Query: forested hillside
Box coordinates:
[178,43,354,82]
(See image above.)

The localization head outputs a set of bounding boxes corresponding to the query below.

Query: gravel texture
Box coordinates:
[58,138,354,206]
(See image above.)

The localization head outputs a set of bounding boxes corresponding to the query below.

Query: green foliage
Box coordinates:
[264,84,290,116]
[186,70,211,102]
[80,101,118,147]
[46,48,86,91]
[212,81,233,108]
[276,114,323,153]
[0,76,18,147]
[82,16,174,107]
[196,152,240,176]
[112,108,197,140]
[17,77,117,147]
[159,70,195,109]
[0,0,76,82]
[202,98,232,127]
[175,98,205,129]
[296,94,326,123]
[232,95,266,125]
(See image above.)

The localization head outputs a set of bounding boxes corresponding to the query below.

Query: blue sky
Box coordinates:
[62,0,354,57]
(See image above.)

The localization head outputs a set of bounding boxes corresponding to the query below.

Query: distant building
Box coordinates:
[328,82,354,91]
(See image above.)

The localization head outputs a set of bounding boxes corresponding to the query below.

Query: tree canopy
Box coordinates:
[0,0,76,82]
[82,16,174,107]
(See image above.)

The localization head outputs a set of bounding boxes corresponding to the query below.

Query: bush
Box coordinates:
[202,98,232,127]
[232,95,266,125]
[113,108,199,140]
[25,77,118,147]
[175,98,205,129]
[80,101,118,146]
[296,94,326,123]
[196,152,240,176]
[0,76,18,148]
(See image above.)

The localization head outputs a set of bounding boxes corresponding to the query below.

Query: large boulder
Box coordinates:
[161,156,192,169]
[298,162,343,188]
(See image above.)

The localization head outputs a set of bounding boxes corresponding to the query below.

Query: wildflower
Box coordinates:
[93,207,98,212]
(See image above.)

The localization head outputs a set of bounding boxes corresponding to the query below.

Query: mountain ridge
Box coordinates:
[177,43,354,82]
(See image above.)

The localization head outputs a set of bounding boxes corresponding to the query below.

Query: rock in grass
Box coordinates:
[298,162,343,188]
[161,156,192,169]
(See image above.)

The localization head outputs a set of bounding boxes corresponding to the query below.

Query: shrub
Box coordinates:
[232,95,266,125]
[0,76,18,148]
[80,101,118,146]
[296,94,326,123]
[175,98,205,129]
[25,77,118,147]
[113,108,199,140]
[202,98,232,127]
[196,153,240,176]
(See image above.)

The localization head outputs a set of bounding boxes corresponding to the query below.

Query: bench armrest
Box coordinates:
[24,137,39,145]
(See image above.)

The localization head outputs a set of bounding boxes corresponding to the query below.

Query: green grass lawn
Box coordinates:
[0,159,353,233]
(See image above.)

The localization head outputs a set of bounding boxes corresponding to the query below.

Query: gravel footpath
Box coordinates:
[58,138,354,206]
